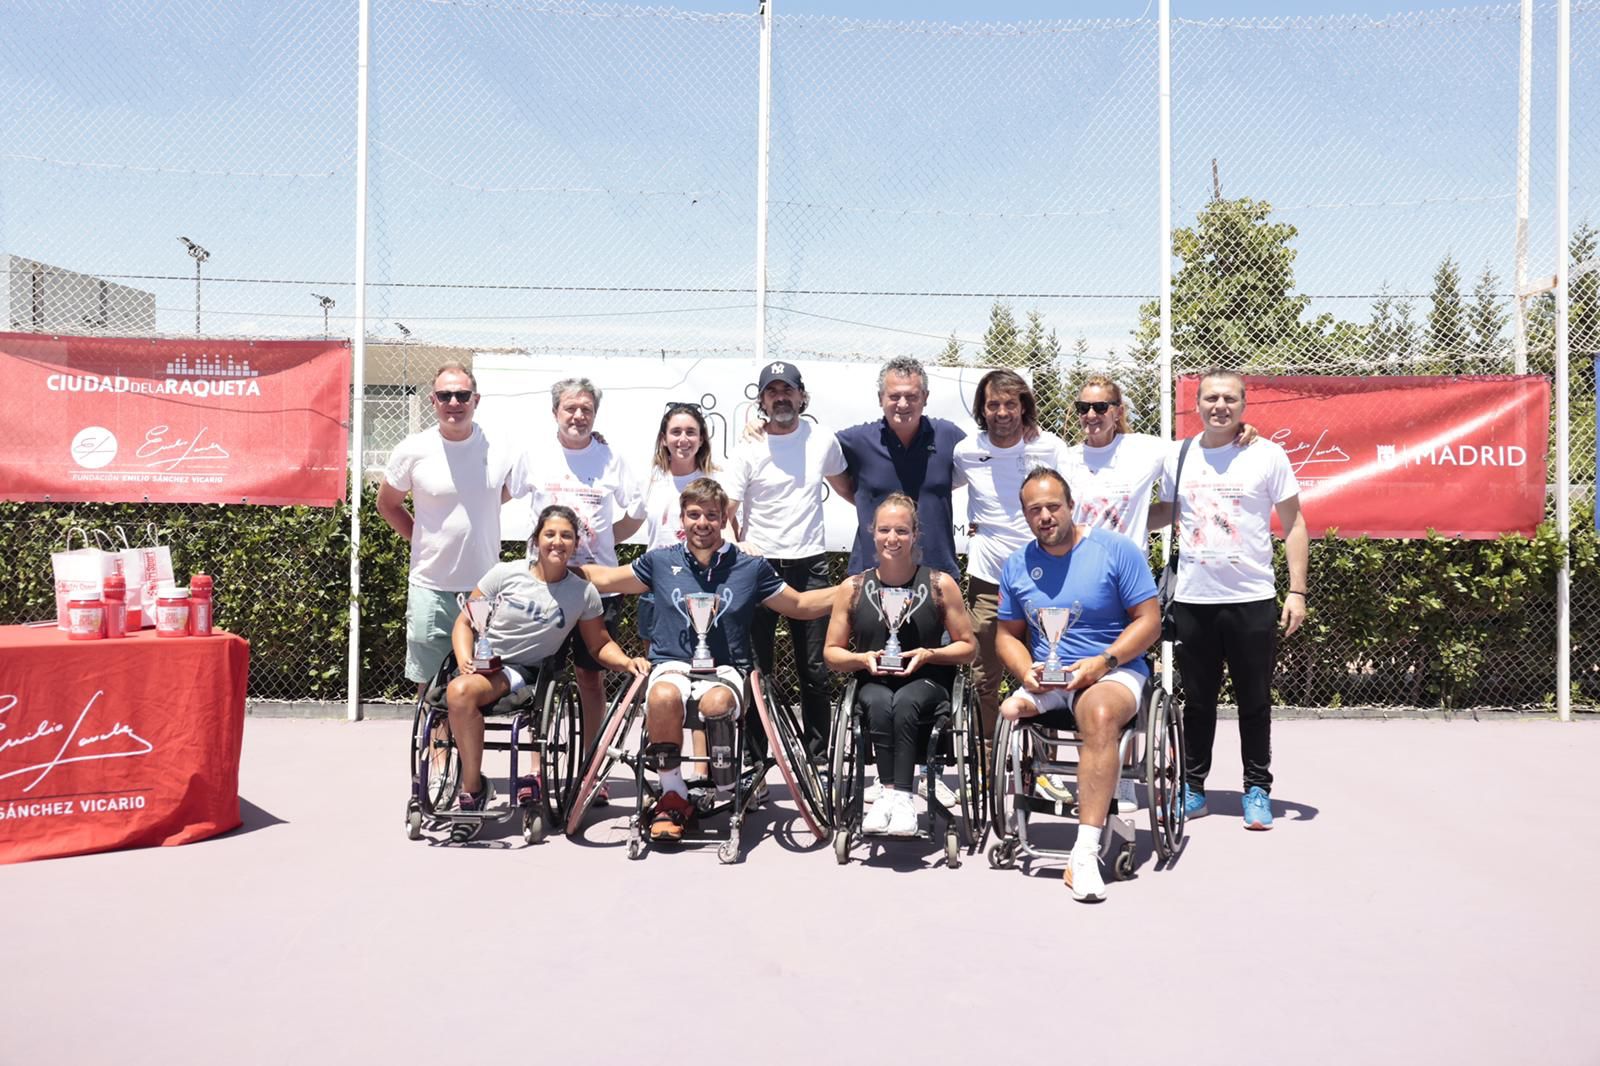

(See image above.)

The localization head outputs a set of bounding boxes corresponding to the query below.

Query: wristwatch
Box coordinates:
[1101,652,1119,671]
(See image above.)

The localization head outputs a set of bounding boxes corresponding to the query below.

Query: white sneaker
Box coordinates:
[885,790,919,836]
[863,779,883,804]
[862,792,895,834]
[915,768,958,809]
[1116,777,1139,813]
[1064,846,1106,902]
[1035,773,1074,804]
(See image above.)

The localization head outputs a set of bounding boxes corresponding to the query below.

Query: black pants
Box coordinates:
[1172,598,1277,793]
[857,677,947,792]
[750,554,832,762]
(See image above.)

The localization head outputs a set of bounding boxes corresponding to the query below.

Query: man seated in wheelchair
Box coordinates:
[823,493,975,834]
[994,468,1160,901]
[448,504,649,828]
[575,477,835,843]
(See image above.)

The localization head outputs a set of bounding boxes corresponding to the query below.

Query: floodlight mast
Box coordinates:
[312,292,336,338]
[177,236,210,335]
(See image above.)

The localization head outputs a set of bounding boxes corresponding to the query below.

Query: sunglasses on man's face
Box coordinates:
[1075,400,1120,415]
[434,389,475,405]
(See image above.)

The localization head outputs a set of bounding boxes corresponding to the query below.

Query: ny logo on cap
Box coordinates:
[768,362,786,374]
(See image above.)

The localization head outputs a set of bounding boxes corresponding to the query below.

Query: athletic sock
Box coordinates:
[659,767,688,799]
[1075,824,1103,854]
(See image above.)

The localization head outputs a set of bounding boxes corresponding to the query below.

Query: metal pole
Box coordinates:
[1555,0,1571,721]
[347,0,371,723]
[194,259,202,336]
[754,0,773,363]
[1158,0,1175,692]
[1512,0,1533,371]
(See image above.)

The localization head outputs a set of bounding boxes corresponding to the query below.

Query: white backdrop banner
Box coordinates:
[475,354,1022,552]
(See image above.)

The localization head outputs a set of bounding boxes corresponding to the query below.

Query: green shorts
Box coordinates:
[406,583,466,683]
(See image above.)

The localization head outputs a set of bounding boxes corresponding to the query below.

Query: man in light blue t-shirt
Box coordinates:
[995,468,1160,902]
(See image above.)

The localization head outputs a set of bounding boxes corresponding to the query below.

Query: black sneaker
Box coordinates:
[450,776,492,843]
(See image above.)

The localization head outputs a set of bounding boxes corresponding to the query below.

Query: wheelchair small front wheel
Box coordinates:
[944,828,962,869]
[405,809,423,841]
[522,808,546,845]
[1113,844,1135,881]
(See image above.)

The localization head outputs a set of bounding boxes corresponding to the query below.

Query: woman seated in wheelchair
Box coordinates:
[823,493,975,835]
[449,504,648,819]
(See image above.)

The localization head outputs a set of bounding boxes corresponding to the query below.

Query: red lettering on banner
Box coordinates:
[0,333,350,506]
[1177,375,1550,539]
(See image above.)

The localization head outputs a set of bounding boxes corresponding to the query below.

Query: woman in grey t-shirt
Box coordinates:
[446,505,649,826]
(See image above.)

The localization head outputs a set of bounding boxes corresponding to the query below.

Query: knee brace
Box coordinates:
[645,741,682,772]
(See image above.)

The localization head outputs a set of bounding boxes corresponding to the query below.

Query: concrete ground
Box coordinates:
[5,717,1598,1066]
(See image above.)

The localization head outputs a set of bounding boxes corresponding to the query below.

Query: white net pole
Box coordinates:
[755,0,773,363]
[1159,0,1175,694]
[1556,0,1572,721]
[1513,0,1532,373]
[347,0,372,723]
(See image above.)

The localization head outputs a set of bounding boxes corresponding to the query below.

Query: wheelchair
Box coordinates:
[984,664,1185,879]
[827,672,987,868]
[404,652,583,845]
[565,667,832,863]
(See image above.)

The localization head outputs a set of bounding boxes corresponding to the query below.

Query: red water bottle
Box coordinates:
[103,574,127,639]
[189,573,214,636]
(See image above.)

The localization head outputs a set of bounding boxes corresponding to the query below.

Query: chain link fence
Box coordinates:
[1,0,1593,710]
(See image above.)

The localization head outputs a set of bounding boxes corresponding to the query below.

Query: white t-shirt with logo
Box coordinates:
[642,468,702,550]
[952,430,1071,584]
[383,424,514,591]
[724,421,847,558]
[1158,437,1301,603]
[509,435,644,570]
[1060,432,1171,547]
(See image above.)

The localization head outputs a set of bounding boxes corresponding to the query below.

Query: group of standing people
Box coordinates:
[377,353,1308,897]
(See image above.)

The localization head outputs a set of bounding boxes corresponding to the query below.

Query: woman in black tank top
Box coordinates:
[824,495,975,835]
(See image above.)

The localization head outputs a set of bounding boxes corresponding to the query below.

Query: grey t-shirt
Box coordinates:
[475,562,603,667]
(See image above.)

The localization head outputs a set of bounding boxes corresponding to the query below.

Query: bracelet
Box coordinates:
[1287,590,1307,599]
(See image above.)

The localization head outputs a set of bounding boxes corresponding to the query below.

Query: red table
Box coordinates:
[0,625,249,863]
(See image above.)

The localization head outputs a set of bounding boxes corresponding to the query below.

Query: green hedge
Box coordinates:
[4,489,1595,709]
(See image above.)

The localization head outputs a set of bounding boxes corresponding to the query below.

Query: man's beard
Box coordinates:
[766,404,798,425]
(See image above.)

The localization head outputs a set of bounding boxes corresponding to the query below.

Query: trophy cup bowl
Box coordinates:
[876,586,915,672]
[1035,604,1078,686]
[683,592,720,673]
[458,593,503,674]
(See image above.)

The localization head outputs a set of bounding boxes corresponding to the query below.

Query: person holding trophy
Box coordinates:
[446,505,649,836]
[573,478,835,845]
[822,494,975,836]
[994,469,1160,901]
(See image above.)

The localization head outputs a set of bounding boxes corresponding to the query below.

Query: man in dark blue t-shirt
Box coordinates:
[835,356,967,574]
[576,477,834,844]
[995,467,1160,902]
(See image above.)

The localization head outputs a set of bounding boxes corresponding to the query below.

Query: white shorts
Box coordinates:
[1012,666,1146,720]
[647,662,745,717]
[502,663,537,694]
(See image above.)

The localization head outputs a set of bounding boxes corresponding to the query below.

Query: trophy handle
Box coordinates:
[669,587,691,624]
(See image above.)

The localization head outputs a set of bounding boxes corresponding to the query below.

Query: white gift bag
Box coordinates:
[115,524,174,629]
[50,528,122,629]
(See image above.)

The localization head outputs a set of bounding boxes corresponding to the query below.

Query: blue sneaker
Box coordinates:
[1241,786,1273,830]
[1181,786,1208,819]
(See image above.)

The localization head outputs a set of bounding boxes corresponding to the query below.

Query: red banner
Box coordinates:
[1176,375,1550,539]
[0,333,350,506]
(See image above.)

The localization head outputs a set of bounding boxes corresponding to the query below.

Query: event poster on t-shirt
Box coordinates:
[474,354,1011,550]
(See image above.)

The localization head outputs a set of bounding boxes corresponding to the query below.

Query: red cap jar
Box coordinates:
[67,591,105,640]
[155,586,191,638]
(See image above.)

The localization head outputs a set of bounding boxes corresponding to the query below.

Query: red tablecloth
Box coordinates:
[0,625,249,863]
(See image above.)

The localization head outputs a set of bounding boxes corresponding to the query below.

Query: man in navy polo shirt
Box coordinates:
[575,477,835,843]
[836,356,967,575]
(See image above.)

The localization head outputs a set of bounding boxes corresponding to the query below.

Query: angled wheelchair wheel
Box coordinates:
[951,675,988,850]
[751,670,832,843]
[539,667,584,825]
[566,673,648,836]
[985,715,1025,869]
[1146,685,1186,862]
[828,681,863,863]
[416,706,461,819]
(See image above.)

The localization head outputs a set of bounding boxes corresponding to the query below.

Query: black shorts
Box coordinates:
[560,595,624,672]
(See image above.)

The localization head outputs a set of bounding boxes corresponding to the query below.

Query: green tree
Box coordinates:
[1425,254,1470,368]
[1368,283,1420,366]
[936,332,964,367]
[982,300,1025,367]
[1468,264,1509,371]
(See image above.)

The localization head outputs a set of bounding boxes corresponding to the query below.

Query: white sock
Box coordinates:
[659,767,688,798]
[1075,825,1102,854]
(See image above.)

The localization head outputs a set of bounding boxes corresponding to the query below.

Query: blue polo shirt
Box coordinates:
[996,528,1158,679]
[837,416,966,574]
[631,543,787,669]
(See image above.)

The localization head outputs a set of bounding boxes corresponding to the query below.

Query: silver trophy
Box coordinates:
[457,592,504,673]
[876,586,917,672]
[681,591,722,672]
[1034,600,1083,686]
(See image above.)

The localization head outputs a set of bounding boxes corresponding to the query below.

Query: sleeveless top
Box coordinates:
[848,565,956,689]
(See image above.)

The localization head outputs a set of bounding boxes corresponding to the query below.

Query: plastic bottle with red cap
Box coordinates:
[103,573,127,638]
[189,573,214,636]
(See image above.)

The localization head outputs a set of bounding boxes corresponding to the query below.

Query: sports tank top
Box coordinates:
[848,565,955,689]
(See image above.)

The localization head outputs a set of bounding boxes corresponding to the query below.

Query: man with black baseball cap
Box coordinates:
[724,359,854,760]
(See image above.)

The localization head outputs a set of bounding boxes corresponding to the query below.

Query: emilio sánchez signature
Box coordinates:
[0,691,155,793]
[135,425,231,471]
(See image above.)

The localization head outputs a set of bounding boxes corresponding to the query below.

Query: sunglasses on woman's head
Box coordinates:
[1075,400,1119,415]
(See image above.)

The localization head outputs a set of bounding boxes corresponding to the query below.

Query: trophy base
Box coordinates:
[689,657,718,674]
[1040,669,1074,687]
[877,655,906,674]
[473,656,503,674]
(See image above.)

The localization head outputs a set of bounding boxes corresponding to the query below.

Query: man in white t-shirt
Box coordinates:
[952,368,1068,740]
[377,362,518,694]
[1158,368,1308,832]
[509,377,645,741]
[725,360,853,759]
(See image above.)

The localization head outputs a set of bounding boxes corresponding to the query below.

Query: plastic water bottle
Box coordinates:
[102,574,127,638]
[189,573,214,636]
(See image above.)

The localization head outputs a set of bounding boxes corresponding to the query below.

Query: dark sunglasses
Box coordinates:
[663,400,704,413]
[1075,400,1120,415]
[434,389,475,404]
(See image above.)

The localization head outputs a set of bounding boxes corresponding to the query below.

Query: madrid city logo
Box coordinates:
[70,427,117,469]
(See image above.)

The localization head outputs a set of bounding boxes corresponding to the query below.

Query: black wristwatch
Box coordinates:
[1101,652,1119,671]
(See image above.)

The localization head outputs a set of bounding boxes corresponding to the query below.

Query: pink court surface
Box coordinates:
[6,716,1598,1065]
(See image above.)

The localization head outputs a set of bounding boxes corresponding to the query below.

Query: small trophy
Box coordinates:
[457,593,503,674]
[1034,600,1083,686]
[682,592,721,673]
[877,586,916,672]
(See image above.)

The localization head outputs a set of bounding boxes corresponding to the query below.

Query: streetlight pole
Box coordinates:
[177,236,209,335]
[312,293,336,339]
